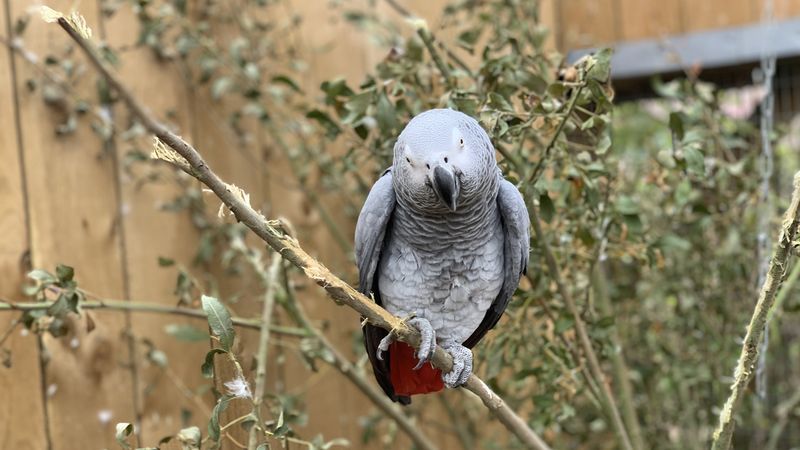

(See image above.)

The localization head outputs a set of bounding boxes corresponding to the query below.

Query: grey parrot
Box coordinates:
[355,108,530,404]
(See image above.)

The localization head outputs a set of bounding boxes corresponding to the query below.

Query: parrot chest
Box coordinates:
[377,207,504,344]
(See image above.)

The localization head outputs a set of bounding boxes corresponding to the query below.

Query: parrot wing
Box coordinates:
[354,169,410,403]
[463,179,530,348]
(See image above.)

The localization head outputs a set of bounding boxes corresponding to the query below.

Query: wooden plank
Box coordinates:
[681,0,757,32]
[618,0,684,40]
[0,2,48,449]
[9,1,135,448]
[101,3,212,444]
[557,0,619,49]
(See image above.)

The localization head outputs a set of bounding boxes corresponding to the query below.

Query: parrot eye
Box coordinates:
[444,157,449,163]
[459,138,464,146]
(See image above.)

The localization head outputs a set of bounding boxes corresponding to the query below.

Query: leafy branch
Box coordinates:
[53,14,551,450]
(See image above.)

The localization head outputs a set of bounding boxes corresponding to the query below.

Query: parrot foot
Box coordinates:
[374,317,436,369]
[441,342,473,388]
[408,317,436,370]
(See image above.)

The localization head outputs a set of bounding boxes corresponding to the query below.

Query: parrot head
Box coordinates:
[392,109,496,214]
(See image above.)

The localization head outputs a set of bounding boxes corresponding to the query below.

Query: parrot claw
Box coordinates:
[376,330,396,361]
[441,342,473,388]
[407,317,436,369]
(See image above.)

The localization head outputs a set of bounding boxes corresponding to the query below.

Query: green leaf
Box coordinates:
[596,134,611,154]
[587,48,613,82]
[28,269,56,284]
[539,192,555,223]
[211,77,232,100]
[115,423,134,449]
[55,264,74,283]
[157,257,175,267]
[555,316,574,333]
[342,91,373,124]
[272,74,302,93]
[201,348,227,378]
[208,396,232,443]
[165,324,209,342]
[47,292,80,317]
[615,196,639,215]
[177,426,201,449]
[457,28,481,51]
[202,295,235,351]
[684,145,705,176]
[306,110,341,139]
[375,91,396,131]
[669,112,685,140]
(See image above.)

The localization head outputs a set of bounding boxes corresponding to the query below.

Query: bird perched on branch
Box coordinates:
[355,109,530,404]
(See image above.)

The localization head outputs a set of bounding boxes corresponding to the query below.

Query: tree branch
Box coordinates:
[711,172,800,450]
[55,17,550,450]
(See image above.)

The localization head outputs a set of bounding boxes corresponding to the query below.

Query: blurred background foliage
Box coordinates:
[11,0,800,448]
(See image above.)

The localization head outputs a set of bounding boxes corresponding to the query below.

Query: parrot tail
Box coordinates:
[389,341,445,396]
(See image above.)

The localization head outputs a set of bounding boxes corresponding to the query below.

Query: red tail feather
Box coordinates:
[389,341,444,396]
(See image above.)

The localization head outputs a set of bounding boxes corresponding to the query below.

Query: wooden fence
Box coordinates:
[0,1,797,449]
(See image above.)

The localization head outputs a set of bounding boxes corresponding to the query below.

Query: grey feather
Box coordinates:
[463,178,530,348]
[354,169,395,294]
[354,168,409,403]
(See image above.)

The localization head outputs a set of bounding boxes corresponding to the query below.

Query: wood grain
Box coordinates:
[0,2,48,449]
[8,1,134,448]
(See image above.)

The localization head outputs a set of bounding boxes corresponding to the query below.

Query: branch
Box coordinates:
[592,264,645,450]
[55,17,550,450]
[248,254,282,450]
[529,204,634,450]
[383,0,473,78]
[0,299,308,337]
[711,172,800,450]
[528,81,587,184]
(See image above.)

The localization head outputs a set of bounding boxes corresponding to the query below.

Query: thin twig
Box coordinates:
[248,254,282,450]
[529,204,634,450]
[528,81,587,184]
[711,172,800,450]
[0,316,21,348]
[0,299,308,337]
[417,26,453,87]
[54,17,550,450]
[383,0,473,77]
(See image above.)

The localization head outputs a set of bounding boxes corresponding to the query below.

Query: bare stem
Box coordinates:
[592,264,645,450]
[0,315,21,348]
[528,81,587,184]
[248,254,282,450]
[0,298,308,337]
[711,172,800,450]
[54,17,550,450]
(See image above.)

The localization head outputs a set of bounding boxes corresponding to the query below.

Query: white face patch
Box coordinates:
[451,127,463,148]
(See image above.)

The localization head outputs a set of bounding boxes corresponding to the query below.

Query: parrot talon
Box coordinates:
[376,330,396,361]
[441,342,473,388]
[407,317,436,369]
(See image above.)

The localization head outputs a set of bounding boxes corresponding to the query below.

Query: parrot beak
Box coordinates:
[431,164,459,212]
